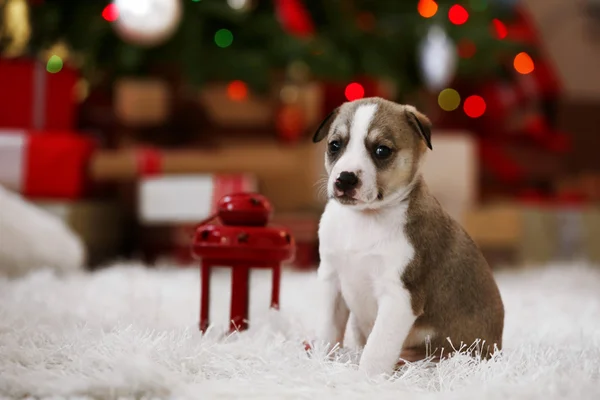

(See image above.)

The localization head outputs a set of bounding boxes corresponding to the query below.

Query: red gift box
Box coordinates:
[0,58,79,130]
[0,130,95,199]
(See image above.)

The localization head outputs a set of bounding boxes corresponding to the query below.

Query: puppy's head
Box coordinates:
[313,97,432,209]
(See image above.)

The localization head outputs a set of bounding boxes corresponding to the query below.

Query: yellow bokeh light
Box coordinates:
[438,88,461,111]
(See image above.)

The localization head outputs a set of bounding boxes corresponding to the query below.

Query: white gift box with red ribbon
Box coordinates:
[138,174,258,224]
[0,130,95,199]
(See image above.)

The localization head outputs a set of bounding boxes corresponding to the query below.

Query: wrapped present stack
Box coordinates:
[521,0,600,174]
[434,5,567,202]
[463,197,600,268]
[0,56,326,268]
[0,57,124,266]
[430,2,600,268]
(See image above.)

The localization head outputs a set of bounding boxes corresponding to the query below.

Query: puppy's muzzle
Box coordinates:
[335,171,360,193]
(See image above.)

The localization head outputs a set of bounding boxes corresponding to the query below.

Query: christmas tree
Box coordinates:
[1,0,525,98]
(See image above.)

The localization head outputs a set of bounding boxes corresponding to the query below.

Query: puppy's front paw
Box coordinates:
[358,357,392,377]
[305,338,341,360]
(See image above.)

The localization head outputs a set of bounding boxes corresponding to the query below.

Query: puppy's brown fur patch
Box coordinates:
[401,176,505,360]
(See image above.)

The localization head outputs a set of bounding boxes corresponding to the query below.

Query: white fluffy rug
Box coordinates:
[1,263,600,399]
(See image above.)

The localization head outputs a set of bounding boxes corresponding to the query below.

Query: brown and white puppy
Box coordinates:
[313,97,504,377]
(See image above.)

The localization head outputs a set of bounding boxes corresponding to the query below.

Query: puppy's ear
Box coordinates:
[406,108,432,150]
[312,108,338,143]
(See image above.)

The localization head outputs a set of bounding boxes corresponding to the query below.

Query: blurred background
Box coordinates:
[1,0,599,270]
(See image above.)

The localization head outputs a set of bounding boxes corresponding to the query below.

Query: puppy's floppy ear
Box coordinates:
[312,108,338,143]
[406,108,433,150]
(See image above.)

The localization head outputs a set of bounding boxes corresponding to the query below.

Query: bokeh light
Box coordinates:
[514,52,534,74]
[102,4,119,22]
[448,5,469,25]
[418,0,438,18]
[46,55,63,73]
[215,29,234,48]
[227,80,248,101]
[458,39,476,59]
[464,95,486,118]
[492,19,507,39]
[227,0,249,10]
[438,88,461,111]
[345,82,365,101]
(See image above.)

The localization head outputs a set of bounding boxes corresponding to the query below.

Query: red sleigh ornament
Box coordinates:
[191,193,296,333]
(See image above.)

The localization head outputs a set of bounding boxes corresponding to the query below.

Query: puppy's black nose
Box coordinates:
[335,171,359,191]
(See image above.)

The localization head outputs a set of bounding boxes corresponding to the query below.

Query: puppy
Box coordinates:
[313,97,504,377]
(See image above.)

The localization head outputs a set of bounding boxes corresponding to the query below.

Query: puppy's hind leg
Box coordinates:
[347,313,367,348]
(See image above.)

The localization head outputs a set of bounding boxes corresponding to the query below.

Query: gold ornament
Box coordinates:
[0,0,31,58]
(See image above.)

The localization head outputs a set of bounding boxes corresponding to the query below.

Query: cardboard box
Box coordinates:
[114,78,171,126]
[420,132,477,224]
[90,138,327,213]
[464,203,600,267]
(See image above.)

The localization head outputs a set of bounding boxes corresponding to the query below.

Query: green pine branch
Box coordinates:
[24,0,525,98]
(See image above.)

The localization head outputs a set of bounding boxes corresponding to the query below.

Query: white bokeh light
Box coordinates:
[113,0,182,47]
[227,0,250,11]
[419,25,458,91]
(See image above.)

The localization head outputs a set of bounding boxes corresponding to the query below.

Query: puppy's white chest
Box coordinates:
[318,202,414,333]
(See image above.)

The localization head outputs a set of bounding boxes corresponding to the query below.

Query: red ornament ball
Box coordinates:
[463,95,486,118]
[448,4,469,25]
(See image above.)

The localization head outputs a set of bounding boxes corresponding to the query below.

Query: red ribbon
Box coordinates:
[136,147,162,176]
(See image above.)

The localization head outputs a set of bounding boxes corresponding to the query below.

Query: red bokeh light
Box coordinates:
[448,4,469,25]
[458,39,476,59]
[345,82,365,101]
[102,4,119,22]
[227,80,248,101]
[492,18,508,39]
[464,95,486,118]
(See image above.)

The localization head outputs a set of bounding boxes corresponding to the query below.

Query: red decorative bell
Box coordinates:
[191,193,295,333]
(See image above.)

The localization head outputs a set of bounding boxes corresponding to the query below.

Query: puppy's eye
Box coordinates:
[374,145,392,159]
[328,140,341,153]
